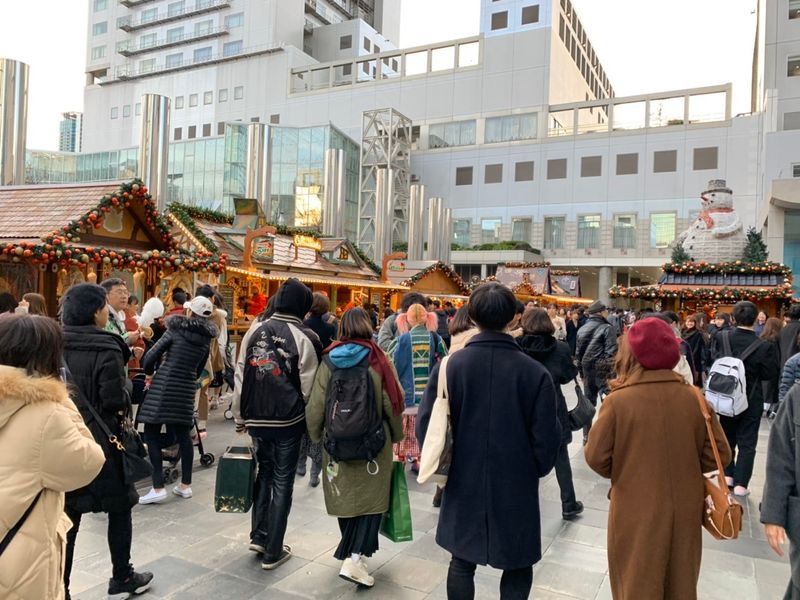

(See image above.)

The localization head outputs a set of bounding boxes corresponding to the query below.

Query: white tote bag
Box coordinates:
[418,355,452,485]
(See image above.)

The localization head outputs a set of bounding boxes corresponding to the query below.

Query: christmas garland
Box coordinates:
[168,203,222,254]
[502,261,551,269]
[353,245,382,277]
[663,260,792,278]
[402,261,470,295]
[169,203,234,225]
[608,284,794,302]
[550,269,580,276]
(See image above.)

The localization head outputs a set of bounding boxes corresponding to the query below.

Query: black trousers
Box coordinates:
[64,507,133,593]
[144,423,194,487]
[719,397,762,488]
[554,441,577,508]
[251,433,302,560]
[582,371,603,439]
[446,556,532,600]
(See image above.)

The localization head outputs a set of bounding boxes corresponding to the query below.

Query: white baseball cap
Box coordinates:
[184,296,214,318]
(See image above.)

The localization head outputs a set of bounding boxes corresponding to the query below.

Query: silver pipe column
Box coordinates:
[426,197,442,261]
[0,59,29,186]
[245,122,271,217]
[407,184,425,260]
[323,148,346,237]
[440,207,452,265]
[137,94,170,211]
[374,168,393,262]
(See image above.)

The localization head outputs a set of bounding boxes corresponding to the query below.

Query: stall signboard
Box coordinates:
[293,234,322,251]
[251,236,275,264]
[495,265,549,295]
[550,274,581,298]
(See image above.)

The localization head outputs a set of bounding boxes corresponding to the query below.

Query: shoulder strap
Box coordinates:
[694,388,727,489]
[0,490,43,557]
[739,337,763,364]
[436,355,451,401]
[721,330,732,358]
[73,389,116,443]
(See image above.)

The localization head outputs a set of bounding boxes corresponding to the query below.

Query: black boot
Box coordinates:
[107,571,154,599]
[432,486,444,508]
[562,501,584,520]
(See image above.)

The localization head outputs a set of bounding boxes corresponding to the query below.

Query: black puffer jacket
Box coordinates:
[139,314,217,426]
[575,315,617,375]
[518,333,578,443]
[63,325,137,513]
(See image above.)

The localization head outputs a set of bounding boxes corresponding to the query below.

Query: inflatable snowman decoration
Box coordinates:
[677,179,746,263]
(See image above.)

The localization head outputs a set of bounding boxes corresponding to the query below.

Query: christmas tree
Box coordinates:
[671,243,691,264]
[743,227,769,263]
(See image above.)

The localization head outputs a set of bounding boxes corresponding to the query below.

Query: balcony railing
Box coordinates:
[118,26,229,56]
[118,0,158,6]
[117,0,230,32]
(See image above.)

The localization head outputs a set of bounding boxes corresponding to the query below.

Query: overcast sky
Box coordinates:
[0,0,757,150]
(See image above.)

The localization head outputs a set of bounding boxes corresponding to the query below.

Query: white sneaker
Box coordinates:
[138,488,167,505]
[172,485,193,499]
[339,557,374,587]
[733,485,750,497]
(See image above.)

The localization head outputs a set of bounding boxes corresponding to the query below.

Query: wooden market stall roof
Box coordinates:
[385,260,471,296]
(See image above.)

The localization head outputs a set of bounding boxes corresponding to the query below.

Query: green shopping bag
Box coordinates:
[214,446,256,513]
[380,461,413,542]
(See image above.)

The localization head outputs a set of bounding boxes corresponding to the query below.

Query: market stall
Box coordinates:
[473,262,593,305]
[384,260,471,308]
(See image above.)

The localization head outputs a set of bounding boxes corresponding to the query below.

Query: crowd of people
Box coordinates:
[3,277,800,599]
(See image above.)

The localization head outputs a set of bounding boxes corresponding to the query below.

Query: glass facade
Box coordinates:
[785,211,800,294]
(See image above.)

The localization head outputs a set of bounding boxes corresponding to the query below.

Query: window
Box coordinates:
[167,1,184,16]
[491,11,508,30]
[343,63,352,76]
[94,0,107,10]
[203,91,213,104]
[234,86,244,100]
[481,219,502,243]
[122,104,131,118]
[340,35,352,50]
[116,40,130,53]
[165,53,183,68]
[547,158,567,179]
[92,22,107,36]
[110,106,118,119]
[91,46,107,60]
[270,114,280,124]
[521,5,540,25]
[453,219,471,247]
[167,27,183,43]
[217,122,226,135]
[581,156,602,177]
[693,147,718,170]
[512,218,532,242]
[789,56,800,77]
[613,214,636,249]
[362,62,369,74]
[135,102,141,116]
[792,0,800,18]
[374,44,381,53]
[515,161,534,182]
[195,20,212,36]
[544,217,565,249]
[429,120,477,148]
[202,123,211,137]
[650,213,676,248]
[225,12,244,28]
[223,41,243,57]
[193,47,212,63]
[218,88,228,102]
[174,127,182,141]
[139,58,155,73]
[141,8,158,23]
[188,125,197,139]
[140,33,157,49]
[653,149,677,173]
[793,163,800,178]
[250,116,260,123]
[485,113,537,143]
[455,166,473,186]
[785,112,800,130]
[616,153,638,175]
[189,94,198,107]
[175,96,184,109]
[364,37,370,51]
[577,215,601,249]
[485,164,503,184]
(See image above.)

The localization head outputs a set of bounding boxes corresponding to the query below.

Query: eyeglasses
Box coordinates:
[109,287,129,297]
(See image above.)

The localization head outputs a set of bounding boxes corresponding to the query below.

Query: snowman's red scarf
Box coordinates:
[698,207,733,229]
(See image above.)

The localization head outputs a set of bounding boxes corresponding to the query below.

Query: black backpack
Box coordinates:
[322,355,386,462]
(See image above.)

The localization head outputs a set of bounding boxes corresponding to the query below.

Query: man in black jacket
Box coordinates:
[575,300,617,443]
[711,301,780,496]
[780,304,800,370]
[233,279,322,571]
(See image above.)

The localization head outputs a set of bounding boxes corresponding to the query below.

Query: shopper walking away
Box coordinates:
[0,314,104,600]
[194,285,228,433]
[780,305,800,370]
[780,335,800,403]
[518,308,583,520]
[61,283,154,599]
[138,296,217,504]
[19,292,48,316]
[233,278,323,570]
[762,317,784,414]
[710,301,780,496]
[585,319,731,600]
[305,308,404,588]
[447,305,478,354]
[377,292,427,351]
[432,300,452,348]
[683,313,709,387]
[0,292,18,314]
[417,283,559,600]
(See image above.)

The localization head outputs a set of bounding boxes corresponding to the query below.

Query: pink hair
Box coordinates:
[396,305,438,334]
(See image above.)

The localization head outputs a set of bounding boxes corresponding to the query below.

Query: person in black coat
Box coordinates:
[417,283,559,599]
[780,304,800,370]
[61,283,153,599]
[517,308,583,520]
[138,296,217,504]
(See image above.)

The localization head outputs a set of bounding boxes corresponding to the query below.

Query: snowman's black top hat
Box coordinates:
[703,179,732,195]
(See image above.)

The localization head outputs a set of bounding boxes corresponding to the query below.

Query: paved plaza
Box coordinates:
[69,388,791,600]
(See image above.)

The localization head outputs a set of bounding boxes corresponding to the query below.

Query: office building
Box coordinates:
[58,112,83,153]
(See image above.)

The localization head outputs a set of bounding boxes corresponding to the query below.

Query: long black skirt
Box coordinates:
[333,514,382,560]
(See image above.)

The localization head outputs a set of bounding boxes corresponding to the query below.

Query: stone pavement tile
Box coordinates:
[75,556,209,600]
[284,529,340,561]
[272,561,354,599]
[66,568,106,597]
[758,581,787,600]
[403,532,451,565]
[702,533,784,562]
[532,560,605,598]
[700,546,755,578]
[315,538,407,572]
[175,531,248,567]
[697,568,757,600]
[426,571,517,599]
[594,574,612,600]
[217,551,309,586]
[540,539,608,574]
[166,571,265,599]
[374,554,448,593]
[755,556,791,581]
[559,521,607,549]
[340,581,427,599]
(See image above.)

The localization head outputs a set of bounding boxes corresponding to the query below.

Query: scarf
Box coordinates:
[325,338,405,416]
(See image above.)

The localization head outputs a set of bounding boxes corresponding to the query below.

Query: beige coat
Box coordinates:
[0,366,105,600]
[449,328,479,353]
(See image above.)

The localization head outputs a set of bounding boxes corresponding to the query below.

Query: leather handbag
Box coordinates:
[694,389,742,540]
[568,378,596,431]
[418,355,453,485]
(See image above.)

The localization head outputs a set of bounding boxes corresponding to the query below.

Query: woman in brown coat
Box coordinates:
[585,317,731,600]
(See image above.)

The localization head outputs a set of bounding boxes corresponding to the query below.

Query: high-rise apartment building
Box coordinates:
[58,112,83,152]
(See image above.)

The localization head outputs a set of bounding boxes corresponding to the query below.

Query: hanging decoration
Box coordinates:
[608,284,794,302]
[401,261,470,295]
[662,260,791,277]
[168,203,224,254]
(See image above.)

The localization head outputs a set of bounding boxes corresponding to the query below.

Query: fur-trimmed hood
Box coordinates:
[0,365,71,430]
[165,313,219,342]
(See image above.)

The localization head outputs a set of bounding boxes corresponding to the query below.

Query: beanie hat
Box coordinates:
[61,283,109,326]
[587,300,606,315]
[272,278,313,319]
[627,318,680,370]
[184,296,214,318]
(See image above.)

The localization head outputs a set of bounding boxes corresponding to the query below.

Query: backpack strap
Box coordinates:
[721,330,733,358]
[429,331,442,372]
[739,337,763,364]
